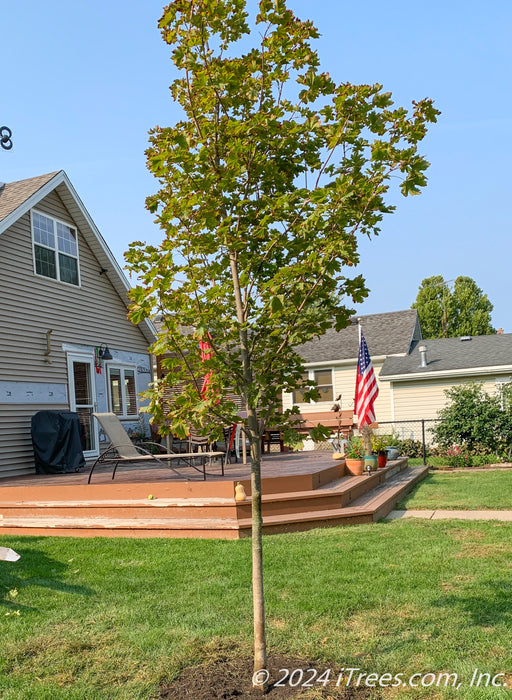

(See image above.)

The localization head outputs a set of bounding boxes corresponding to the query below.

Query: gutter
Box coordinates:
[302,354,398,368]
[380,365,512,382]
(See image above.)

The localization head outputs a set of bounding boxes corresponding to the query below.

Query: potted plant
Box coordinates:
[372,434,388,468]
[330,398,345,458]
[344,436,365,475]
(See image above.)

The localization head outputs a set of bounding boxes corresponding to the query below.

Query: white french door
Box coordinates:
[67,354,99,459]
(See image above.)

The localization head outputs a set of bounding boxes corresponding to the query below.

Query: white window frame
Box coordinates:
[293,368,334,404]
[107,364,139,419]
[31,209,81,287]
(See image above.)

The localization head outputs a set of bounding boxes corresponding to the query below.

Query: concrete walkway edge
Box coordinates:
[387,509,512,521]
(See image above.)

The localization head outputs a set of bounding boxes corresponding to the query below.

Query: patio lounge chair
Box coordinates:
[87,413,224,484]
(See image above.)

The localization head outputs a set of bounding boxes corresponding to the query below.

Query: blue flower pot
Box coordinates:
[364,455,378,472]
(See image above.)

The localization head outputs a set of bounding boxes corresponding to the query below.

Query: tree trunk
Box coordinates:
[248,409,267,688]
[228,252,268,689]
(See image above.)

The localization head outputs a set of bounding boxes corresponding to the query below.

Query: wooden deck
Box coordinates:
[0,451,333,488]
[0,452,428,539]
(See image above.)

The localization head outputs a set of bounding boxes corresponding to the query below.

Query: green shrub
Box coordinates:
[471,453,503,466]
[393,437,424,458]
[432,382,512,457]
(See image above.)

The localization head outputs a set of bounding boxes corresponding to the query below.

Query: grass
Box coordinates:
[396,470,512,510]
[408,457,504,468]
[1,522,512,699]
[409,457,449,467]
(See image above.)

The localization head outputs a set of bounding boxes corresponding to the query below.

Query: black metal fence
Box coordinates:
[376,419,440,465]
[309,419,441,464]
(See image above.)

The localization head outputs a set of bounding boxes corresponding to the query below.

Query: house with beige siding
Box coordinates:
[379,333,512,427]
[284,307,511,447]
[282,310,422,432]
[0,171,155,478]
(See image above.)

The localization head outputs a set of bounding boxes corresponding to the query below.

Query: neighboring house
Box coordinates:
[379,331,512,423]
[282,310,422,431]
[0,171,155,478]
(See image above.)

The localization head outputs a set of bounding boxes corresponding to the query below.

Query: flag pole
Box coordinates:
[356,318,362,435]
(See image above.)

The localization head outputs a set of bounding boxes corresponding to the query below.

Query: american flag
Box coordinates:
[354,330,378,427]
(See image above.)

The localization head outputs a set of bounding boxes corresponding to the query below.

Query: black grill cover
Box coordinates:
[31,411,86,474]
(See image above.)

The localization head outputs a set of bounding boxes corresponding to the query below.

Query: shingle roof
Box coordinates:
[0,172,60,224]
[380,334,512,378]
[297,309,421,363]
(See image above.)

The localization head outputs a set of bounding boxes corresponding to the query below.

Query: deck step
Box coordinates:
[0,461,427,539]
[238,466,428,535]
[0,515,241,539]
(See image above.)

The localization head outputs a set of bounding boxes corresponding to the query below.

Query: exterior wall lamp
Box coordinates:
[99,345,113,360]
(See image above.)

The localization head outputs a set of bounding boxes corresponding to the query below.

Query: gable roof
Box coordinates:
[380,334,512,380]
[0,170,155,345]
[0,172,60,224]
[297,309,421,364]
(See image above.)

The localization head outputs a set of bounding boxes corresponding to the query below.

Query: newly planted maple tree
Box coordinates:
[126,0,438,684]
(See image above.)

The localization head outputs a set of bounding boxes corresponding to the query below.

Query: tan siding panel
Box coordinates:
[374,364,392,423]
[0,196,149,386]
[392,375,501,421]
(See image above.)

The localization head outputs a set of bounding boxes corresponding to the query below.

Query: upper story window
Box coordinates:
[31,210,80,286]
[293,369,334,404]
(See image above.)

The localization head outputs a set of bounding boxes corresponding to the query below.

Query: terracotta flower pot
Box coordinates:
[345,458,365,476]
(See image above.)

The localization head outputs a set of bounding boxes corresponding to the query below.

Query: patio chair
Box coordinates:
[87,413,224,484]
[188,427,212,454]
[261,430,284,453]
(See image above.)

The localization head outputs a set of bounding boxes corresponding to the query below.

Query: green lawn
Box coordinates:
[2,523,512,699]
[396,470,512,510]
[408,457,452,468]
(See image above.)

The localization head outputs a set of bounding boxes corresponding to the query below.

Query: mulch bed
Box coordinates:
[159,656,381,699]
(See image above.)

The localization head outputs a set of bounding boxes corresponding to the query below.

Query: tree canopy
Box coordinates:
[125,0,438,681]
[412,275,495,339]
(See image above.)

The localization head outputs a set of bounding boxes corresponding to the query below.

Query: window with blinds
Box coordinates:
[107,366,138,418]
[293,369,334,404]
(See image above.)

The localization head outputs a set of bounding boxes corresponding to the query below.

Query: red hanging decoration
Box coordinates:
[94,347,102,374]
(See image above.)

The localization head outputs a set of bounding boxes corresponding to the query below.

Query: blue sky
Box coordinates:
[2,1,511,330]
